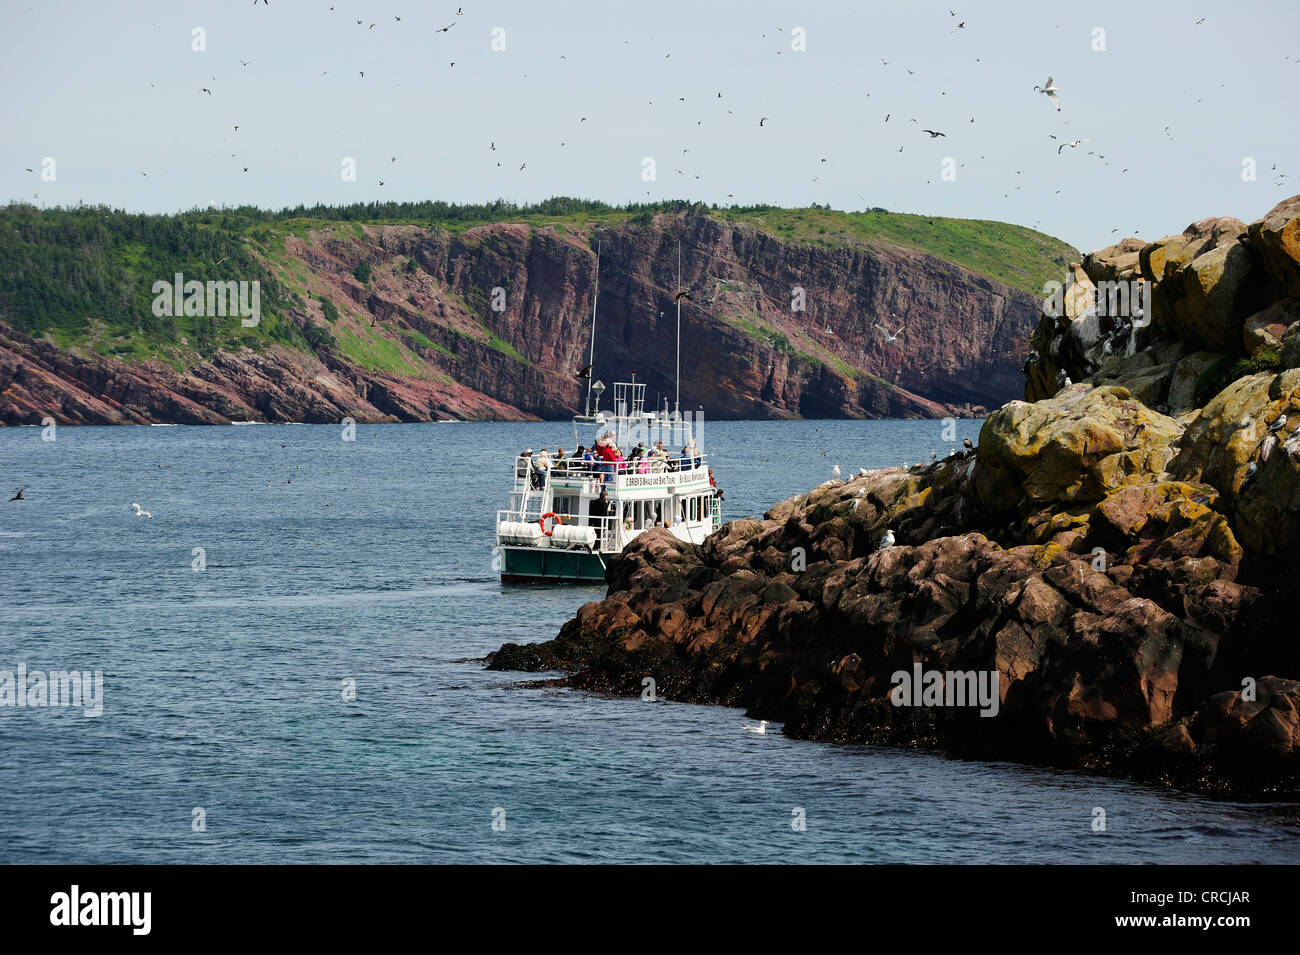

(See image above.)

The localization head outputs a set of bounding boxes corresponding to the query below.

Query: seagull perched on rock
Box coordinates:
[878,529,896,549]
[1033,76,1061,110]
[832,464,842,479]
[1267,414,1287,433]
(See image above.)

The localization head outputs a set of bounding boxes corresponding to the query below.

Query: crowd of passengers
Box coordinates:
[517,435,704,488]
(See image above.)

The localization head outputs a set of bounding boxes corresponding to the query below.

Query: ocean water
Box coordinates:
[1,418,1297,864]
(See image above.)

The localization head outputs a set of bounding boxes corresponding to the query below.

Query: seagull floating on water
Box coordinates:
[743,720,771,735]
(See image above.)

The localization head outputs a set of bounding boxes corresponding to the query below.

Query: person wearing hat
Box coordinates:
[530,449,550,489]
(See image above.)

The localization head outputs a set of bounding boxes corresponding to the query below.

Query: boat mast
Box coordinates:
[585,242,601,416]
[675,240,681,420]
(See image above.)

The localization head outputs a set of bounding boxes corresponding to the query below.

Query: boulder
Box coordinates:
[1168,368,1300,555]
[1247,194,1300,299]
[1083,237,1145,285]
[1243,297,1300,356]
[1172,242,1255,351]
[975,385,1183,516]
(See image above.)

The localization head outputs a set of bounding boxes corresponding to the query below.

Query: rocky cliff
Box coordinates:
[1,206,1070,425]
[489,195,1300,798]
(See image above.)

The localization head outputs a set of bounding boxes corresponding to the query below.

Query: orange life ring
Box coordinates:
[538,512,564,536]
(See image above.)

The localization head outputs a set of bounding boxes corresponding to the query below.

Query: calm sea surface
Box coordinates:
[1,418,1297,864]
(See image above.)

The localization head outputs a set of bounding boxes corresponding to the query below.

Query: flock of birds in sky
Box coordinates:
[17,5,1292,217]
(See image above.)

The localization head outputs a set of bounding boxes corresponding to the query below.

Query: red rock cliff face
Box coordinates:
[2,210,1048,425]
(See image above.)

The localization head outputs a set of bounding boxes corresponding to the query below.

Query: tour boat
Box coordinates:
[494,379,721,583]
[495,244,722,583]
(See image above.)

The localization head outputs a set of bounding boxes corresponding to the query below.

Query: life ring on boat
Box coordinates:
[538,512,564,536]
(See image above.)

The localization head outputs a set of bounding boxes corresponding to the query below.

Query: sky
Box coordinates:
[2,0,1298,254]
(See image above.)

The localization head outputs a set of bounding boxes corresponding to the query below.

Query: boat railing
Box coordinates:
[496,510,621,552]
[512,452,709,490]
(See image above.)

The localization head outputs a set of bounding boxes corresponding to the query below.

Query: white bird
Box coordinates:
[1034,77,1061,110]
[874,323,903,343]
[743,720,771,735]
[878,529,896,549]
[832,464,842,479]
[857,467,869,476]
[1267,414,1287,433]
[929,449,937,461]
[131,503,152,518]
[1058,138,1091,154]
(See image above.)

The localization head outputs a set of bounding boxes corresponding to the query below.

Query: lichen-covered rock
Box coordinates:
[1244,297,1300,355]
[1248,195,1300,299]
[975,385,1182,515]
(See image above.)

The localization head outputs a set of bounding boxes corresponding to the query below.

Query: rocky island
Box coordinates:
[490,196,1300,799]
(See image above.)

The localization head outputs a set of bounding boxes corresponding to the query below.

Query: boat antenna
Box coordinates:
[585,241,600,416]
[675,239,681,419]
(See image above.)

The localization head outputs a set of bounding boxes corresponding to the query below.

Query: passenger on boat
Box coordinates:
[531,449,551,488]
[517,449,533,480]
[682,440,701,470]
[708,468,725,501]
[597,440,621,481]
[648,441,670,473]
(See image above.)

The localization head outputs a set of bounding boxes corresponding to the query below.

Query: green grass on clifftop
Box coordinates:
[0,198,1077,369]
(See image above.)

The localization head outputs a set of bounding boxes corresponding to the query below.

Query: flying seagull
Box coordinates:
[759,117,769,126]
[672,289,693,303]
[832,464,842,479]
[1033,77,1061,110]
[575,364,593,380]
[7,489,22,502]
[1058,138,1091,153]
[922,129,946,138]
[874,323,903,343]
[131,502,152,518]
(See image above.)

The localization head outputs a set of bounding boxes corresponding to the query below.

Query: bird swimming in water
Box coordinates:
[743,720,771,735]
